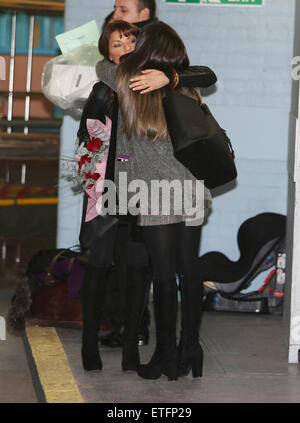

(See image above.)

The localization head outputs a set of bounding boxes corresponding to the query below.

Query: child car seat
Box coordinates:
[198,212,286,296]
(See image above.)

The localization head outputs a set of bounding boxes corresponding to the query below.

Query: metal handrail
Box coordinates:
[1,119,62,129]
[0,198,58,206]
[1,6,64,135]
[0,90,48,97]
[0,132,59,140]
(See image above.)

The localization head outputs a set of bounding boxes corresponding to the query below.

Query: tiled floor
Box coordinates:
[1,276,300,403]
[55,311,300,403]
[0,289,37,403]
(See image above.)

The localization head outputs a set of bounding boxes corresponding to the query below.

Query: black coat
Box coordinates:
[77,81,119,250]
[77,66,217,250]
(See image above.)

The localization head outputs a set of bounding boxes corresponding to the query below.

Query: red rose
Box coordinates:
[87,137,103,152]
[85,171,100,181]
[78,154,91,173]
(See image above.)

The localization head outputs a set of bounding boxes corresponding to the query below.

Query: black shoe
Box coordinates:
[99,327,123,348]
[137,332,149,346]
[80,265,109,371]
[121,266,150,371]
[177,275,204,378]
[137,306,150,346]
[137,346,178,381]
[177,340,203,378]
[122,341,140,372]
[81,336,103,371]
[137,277,178,381]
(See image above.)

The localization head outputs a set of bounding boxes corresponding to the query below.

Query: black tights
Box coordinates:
[140,222,201,281]
[88,220,201,277]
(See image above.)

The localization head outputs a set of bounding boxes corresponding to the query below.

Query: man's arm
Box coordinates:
[176,66,217,89]
[129,65,217,93]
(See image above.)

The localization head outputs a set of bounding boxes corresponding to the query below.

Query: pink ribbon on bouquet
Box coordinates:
[84,117,111,222]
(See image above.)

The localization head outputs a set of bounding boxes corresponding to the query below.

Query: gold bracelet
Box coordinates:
[169,68,179,89]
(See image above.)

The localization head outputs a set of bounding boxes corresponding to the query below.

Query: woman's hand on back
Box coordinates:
[129,69,169,94]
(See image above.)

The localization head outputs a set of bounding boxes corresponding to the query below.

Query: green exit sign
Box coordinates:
[202,0,263,5]
[165,0,264,5]
[165,0,201,3]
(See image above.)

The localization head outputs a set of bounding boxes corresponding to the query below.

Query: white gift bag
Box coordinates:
[42,45,102,118]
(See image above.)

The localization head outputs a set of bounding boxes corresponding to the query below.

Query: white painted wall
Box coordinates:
[58,0,294,264]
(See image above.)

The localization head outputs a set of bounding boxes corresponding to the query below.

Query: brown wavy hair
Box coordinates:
[98,20,140,61]
[116,21,197,141]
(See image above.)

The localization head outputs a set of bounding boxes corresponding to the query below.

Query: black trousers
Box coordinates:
[88,221,149,326]
[86,220,201,326]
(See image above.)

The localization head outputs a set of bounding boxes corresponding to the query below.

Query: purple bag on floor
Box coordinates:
[25,248,87,297]
[7,248,88,334]
[36,258,85,299]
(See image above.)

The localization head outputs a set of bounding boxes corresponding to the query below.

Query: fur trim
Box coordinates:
[6,276,32,336]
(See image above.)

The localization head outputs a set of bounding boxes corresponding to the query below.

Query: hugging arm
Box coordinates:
[176,66,217,89]
[95,59,217,95]
[128,66,217,93]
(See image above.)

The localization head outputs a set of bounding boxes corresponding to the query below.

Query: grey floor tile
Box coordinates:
[0,288,37,403]
[2,284,300,403]
[0,369,37,403]
[56,309,300,403]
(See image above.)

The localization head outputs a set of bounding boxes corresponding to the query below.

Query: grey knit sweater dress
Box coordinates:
[96,59,212,226]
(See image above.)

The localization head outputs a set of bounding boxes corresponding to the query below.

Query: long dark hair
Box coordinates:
[117,21,194,141]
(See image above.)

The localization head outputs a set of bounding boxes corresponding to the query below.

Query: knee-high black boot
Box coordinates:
[137,277,178,381]
[122,266,150,372]
[177,275,204,378]
[81,264,109,371]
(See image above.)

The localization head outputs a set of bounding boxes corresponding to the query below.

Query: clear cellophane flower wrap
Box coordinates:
[42,45,102,119]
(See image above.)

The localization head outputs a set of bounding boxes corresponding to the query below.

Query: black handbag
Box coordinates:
[163,92,237,189]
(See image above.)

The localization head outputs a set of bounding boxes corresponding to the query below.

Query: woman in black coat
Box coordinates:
[77,20,217,373]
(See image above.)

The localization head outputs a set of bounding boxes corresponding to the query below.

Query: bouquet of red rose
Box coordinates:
[65,117,111,192]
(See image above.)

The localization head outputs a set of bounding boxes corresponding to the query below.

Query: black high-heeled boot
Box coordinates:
[177,275,204,378]
[80,264,109,371]
[122,266,150,372]
[137,277,178,381]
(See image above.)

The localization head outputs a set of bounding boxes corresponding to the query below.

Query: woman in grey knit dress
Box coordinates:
[97,20,212,381]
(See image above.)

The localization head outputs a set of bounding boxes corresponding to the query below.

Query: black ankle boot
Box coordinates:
[81,332,103,371]
[177,275,204,378]
[177,336,203,378]
[122,341,140,372]
[122,266,150,372]
[138,344,178,381]
[137,277,178,381]
[81,264,108,371]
